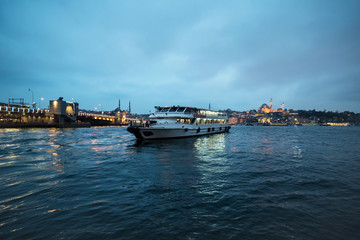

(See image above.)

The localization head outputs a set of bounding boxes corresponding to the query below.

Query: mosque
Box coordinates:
[258,99,285,114]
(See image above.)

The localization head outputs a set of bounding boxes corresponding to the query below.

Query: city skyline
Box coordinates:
[1,0,360,113]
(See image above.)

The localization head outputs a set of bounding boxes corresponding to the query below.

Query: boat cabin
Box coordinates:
[151,106,227,125]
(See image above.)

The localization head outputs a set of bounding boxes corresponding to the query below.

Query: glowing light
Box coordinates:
[328,122,350,126]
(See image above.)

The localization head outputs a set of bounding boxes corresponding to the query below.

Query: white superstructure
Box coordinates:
[127,106,230,140]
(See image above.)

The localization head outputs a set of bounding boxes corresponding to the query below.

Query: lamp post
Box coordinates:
[40,97,44,109]
[28,88,35,108]
[99,104,103,114]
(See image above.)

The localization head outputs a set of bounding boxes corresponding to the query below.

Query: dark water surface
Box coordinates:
[0,126,359,239]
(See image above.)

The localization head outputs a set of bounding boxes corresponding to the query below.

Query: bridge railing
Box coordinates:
[0,106,49,114]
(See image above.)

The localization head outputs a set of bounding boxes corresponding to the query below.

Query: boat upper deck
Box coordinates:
[151,106,228,119]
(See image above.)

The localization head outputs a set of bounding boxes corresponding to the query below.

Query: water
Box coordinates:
[0,126,359,239]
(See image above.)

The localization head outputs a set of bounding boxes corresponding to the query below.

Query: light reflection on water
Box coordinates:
[194,133,226,157]
[194,134,229,194]
[0,126,359,239]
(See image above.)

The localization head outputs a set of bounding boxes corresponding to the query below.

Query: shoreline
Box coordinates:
[0,123,127,128]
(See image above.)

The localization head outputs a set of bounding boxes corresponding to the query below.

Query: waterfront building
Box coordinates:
[49,97,79,124]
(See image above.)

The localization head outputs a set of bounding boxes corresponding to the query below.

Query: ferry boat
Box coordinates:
[127,106,230,140]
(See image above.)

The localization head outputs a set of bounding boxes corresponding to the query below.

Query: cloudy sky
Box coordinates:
[1,0,359,113]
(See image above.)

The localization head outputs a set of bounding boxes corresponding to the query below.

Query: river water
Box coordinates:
[0,126,359,239]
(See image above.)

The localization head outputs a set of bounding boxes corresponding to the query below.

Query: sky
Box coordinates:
[1,0,360,113]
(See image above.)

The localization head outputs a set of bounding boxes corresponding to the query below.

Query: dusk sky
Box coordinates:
[1,0,359,113]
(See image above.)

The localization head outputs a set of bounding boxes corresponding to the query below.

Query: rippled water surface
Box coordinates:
[0,126,359,239]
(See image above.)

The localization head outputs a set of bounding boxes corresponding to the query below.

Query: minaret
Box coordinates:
[129,101,131,113]
[281,102,285,111]
[270,98,273,110]
[118,99,121,111]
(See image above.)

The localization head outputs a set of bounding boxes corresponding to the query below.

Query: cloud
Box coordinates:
[1,0,360,112]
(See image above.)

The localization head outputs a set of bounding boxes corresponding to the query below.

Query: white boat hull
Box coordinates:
[127,125,230,140]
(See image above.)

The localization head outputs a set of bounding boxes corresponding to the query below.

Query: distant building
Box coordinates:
[228,117,245,125]
[258,99,285,114]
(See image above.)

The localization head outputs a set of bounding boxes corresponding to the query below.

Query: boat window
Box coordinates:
[161,108,169,112]
[169,107,177,112]
[184,108,191,114]
[176,107,185,112]
[156,108,162,112]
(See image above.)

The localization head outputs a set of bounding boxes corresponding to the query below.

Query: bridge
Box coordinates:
[77,111,136,126]
[0,103,142,127]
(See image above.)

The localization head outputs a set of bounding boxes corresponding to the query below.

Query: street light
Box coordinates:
[40,97,44,109]
[99,104,103,114]
[28,88,35,108]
